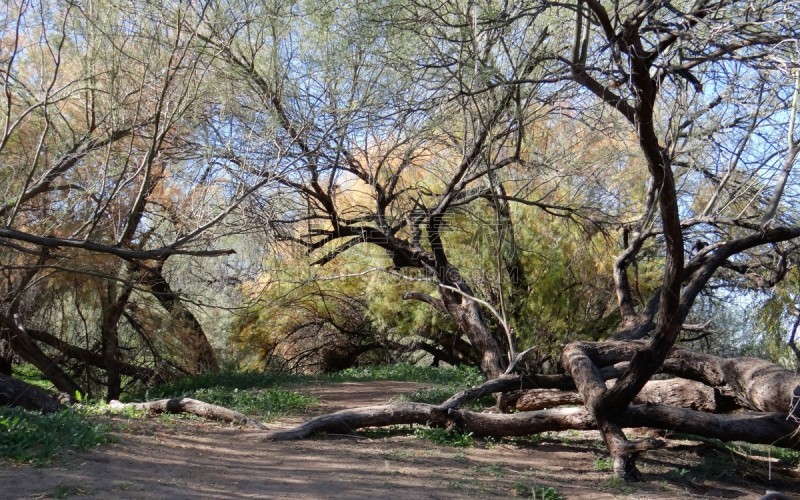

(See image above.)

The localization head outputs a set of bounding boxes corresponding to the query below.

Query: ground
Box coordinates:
[1,380,799,499]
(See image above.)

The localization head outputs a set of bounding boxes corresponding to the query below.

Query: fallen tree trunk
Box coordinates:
[267,402,444,440]
[501,378,737,413]
[576,341,800,415]
[267,401,800,450]
[439,364,629,410]
[0,373,64,413]
[108,398,267,430]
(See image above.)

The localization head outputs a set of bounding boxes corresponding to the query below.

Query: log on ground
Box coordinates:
[108,398,267,430]
[0,373,64,413]
[268,401,800,450]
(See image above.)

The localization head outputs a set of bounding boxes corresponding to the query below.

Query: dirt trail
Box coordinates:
[1,381,798,499]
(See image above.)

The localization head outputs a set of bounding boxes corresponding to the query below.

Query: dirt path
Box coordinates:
[2,381,798,499]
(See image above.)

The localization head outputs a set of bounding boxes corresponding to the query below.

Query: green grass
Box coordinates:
[135,371,306,400]
[512,483,565,499]
[128,371,315,420]
[725,441,800,466]
[12,363,55,391]
[137,364,481,399]
[0,407,113,465]
[413,426,474,447]
[326,364,483,386]
[594,456,613,471]
[188,387,315,420]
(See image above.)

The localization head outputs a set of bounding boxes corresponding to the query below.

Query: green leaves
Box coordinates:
[0,408,112,466]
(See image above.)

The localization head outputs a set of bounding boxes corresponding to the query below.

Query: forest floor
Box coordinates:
[2,380,800,499]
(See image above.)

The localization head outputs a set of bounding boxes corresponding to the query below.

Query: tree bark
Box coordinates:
[0,337,12,376]
[23,327,160,383]
[100,281,134,401]
[440,285,506,379]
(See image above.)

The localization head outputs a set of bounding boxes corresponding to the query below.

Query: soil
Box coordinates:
[2,380,799,499]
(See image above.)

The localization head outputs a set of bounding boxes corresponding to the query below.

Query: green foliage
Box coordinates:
[189,388,315,420]
[755,273,800,369]
[413,427,474,447]
[725,442,800,468]
[601,476,631,493]
[135,364,479,422]
[594,456,613,471]
[396,387,455,405]
[12,364,54,391]
[0,407,112,465]
[512,483,565,500]
[138,364,481,401]
[396,386,494,409]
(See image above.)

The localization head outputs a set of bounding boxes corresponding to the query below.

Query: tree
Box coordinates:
[264,0,800,481]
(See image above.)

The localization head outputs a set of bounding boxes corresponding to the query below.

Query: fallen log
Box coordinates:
[267,402,444,440]
[0,373,64,413]
[267,401,800,450]
[440,364,629,410]
[577,341,800,414]
[108,398,267,430]
[501,378,737,413]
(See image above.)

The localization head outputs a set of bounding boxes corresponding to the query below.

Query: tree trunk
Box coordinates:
[440,286,506,379]
[0,373,64,413]
[23,326,160,383]
[145,263,218,373]
[100,281,134,401]
[572,341,800,414]
[0,337,12,376]
[1,315,82,397]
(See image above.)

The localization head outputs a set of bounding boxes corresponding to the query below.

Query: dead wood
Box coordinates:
[0,373,64,413]
[440,364,628,410]
[501,378,732,413]
[576,341,800,414]
[267,401,800,450]
[267,402,445,440]
[108,398,267,430]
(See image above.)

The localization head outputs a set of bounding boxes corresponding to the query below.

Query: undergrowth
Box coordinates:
[13,363,55,391]
[512,482,565,499]
[0,407,112,465]
[188,387,315,420]
[327,364,483,386]
[413,427,474,447]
